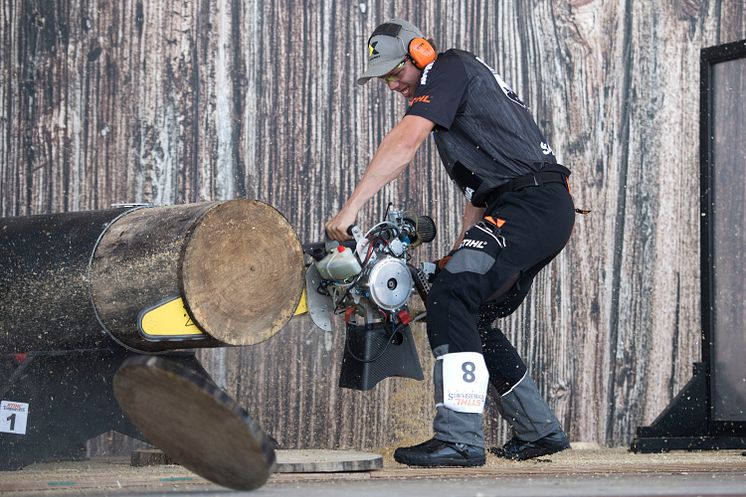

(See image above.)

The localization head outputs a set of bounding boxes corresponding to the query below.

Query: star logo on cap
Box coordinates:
[369,41,379,59]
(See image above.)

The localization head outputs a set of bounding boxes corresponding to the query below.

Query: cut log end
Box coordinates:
[181,200,304,346]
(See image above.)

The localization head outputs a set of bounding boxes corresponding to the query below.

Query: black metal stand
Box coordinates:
[339,322,424,391]
[0,348,211,470]
[631,363,746,453]
[633,39,746,455]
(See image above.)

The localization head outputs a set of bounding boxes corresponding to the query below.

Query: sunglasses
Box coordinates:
[380,59,407,83]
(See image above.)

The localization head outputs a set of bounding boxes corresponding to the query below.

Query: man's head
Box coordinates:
[357,19,436,97]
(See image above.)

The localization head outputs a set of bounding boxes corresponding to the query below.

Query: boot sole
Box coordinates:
[394,455,486,467]
[490,444,570,461]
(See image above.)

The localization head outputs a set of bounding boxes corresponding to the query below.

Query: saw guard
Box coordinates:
[305,265,334,332]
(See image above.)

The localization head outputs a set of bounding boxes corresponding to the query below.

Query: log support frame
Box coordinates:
[0,349,211,470]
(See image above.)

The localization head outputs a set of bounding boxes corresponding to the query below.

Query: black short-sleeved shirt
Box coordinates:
[405,49,566,207]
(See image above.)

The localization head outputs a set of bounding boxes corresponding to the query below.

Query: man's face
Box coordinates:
[379,59,421,99]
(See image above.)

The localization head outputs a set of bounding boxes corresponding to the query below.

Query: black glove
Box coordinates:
[427,250,456,282]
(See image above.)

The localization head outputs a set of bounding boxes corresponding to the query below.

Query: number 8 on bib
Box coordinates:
[439,352,489,414]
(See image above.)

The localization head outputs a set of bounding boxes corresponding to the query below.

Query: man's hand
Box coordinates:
[325,208,358,241]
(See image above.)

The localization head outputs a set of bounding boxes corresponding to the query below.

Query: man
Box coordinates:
[326,19,575,467]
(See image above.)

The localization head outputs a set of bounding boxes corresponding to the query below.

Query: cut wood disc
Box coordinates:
[113,356,275,490]
[181,199,304,346]
[275,450,383,473]
[126,448,384,474]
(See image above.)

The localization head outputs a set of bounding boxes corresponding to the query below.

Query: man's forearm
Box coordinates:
[341,115,434,214]
[342,132,415,213]
[452,202,485,251]
[325,115,434,241]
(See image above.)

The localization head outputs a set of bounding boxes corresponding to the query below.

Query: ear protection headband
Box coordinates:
[370,23,437,70]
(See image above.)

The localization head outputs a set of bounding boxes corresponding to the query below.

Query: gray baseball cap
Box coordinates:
[357,19,424,85]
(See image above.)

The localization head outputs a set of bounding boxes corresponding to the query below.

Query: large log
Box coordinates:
[0,199,304,354]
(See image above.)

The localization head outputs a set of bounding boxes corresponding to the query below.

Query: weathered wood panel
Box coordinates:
[1,0,745,452]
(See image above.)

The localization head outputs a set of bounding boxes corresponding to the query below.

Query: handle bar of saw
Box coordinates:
[303,224,362,261]
[302,239,357,261]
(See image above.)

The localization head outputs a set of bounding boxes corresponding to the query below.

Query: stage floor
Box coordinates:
[1,446,745,497]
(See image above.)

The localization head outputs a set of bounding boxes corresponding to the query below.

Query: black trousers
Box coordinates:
[426,182,575,395]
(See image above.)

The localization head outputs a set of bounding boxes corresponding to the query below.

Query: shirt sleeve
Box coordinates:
[405,50,468,130]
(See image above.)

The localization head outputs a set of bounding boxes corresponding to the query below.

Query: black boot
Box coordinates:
[489,373,571,459]
[490,431,570,460]
[394,438,486,467]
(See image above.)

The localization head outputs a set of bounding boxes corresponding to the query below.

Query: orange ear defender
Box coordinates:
[408,37,437,69]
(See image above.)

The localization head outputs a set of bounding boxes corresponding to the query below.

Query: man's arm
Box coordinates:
[451,201,485,252]
[325,115,435,240]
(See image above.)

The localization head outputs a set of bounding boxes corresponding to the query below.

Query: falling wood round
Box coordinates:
[113,355,275,491]
[181,200,304,346]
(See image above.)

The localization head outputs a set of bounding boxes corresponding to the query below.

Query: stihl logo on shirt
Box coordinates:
[409,95,431,105]
[459,239,487,250]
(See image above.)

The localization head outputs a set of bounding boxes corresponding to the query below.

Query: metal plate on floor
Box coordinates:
[275,450,383,473]
[113,356,275,490]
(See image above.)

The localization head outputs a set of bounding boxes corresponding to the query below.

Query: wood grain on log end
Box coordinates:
[113,355,275,490]
[181,199,304,346]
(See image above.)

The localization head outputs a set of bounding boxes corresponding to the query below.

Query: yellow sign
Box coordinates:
[140,290,308,341]
[139,296,205,340]
[294,289,308,316]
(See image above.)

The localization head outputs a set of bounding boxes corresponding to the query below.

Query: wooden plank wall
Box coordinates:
[2,1,745,452]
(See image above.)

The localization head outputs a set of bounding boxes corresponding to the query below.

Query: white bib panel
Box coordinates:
[439,352,489,414]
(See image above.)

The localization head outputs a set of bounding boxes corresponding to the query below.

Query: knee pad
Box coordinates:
[434,351,490,414]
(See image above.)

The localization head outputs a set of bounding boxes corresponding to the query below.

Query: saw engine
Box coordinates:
[303,208,437,390]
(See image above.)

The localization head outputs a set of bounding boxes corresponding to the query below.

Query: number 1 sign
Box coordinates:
[0,400,29,435]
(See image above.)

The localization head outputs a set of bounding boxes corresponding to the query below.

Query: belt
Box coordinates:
[486,171,568,206]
